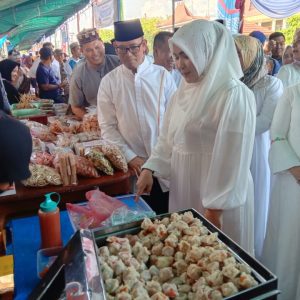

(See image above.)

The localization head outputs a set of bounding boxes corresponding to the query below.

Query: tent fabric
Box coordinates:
[251,0,300,19]
[0,0,89,50]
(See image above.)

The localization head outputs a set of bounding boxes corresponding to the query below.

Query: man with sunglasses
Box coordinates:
[97,19,177,214]
[69,28,119,119]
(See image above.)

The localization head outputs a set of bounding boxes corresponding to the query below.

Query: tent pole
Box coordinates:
[172,0,175,32]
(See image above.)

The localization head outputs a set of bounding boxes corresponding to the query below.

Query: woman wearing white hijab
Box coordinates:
[136,20,256,253]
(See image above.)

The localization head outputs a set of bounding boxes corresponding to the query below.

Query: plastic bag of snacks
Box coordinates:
[32,138,46,152]
[53,153,77,186]
[22,164,62,187]
[75,131,100,143]
[82,111,99,132]
[30,126,57,142]
[55,133,80,148]
[99,144,128,172]
[30,152,54,167]
[85,148,114,175]
[49,118,82,134]
[74,140,105,156]
[73,155,99,178]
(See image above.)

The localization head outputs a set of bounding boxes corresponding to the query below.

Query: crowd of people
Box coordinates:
[0,18,299,299]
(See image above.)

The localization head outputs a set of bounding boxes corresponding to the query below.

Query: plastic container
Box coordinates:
[37,246,63,278]
[67,194,155,232]
[38,192,62,249]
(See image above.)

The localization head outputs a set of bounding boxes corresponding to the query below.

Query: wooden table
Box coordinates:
[0,171,131,253]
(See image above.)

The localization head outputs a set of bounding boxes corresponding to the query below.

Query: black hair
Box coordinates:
[153,31,173,49]
[269,32,285,41]
[42,42,53,48]
[39,47,53,60]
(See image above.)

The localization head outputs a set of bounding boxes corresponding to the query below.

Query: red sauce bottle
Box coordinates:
[38,192,62,249]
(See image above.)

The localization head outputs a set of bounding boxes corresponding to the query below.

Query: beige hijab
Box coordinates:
[234,35,267,88]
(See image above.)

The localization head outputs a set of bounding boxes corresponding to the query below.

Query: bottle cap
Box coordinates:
[40,192,60,212]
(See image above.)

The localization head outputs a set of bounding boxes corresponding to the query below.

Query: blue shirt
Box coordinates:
[36,62,60,100]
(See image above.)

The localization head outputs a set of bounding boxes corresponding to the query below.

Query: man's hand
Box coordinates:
[71,105,86,120]
[204,209,223,229]
[135,169,153,201]
[128,156,145,176]
[289,166,300,183]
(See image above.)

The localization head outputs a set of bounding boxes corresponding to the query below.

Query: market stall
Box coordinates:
[29,209,280,300]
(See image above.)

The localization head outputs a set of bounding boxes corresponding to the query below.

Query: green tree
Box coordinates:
[140,17,162,54]
[281,14,300,44]
[98,29,114,42]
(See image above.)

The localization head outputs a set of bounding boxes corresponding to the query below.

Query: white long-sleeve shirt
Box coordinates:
[97,57,177,163]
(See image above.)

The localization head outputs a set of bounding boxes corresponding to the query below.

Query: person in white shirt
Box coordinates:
[234,35,283,259]
[262,83,300,300]
[153,31,182,87]
[136,20,256,253]
[97,19,177,214]
[64,42,82,82]
[277,39,300,88]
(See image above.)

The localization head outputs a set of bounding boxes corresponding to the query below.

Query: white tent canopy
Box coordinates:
[251,0,300,18]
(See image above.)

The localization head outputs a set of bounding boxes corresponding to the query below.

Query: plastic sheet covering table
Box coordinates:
[9,211,74,300]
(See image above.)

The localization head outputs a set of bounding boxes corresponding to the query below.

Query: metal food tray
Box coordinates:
[29,208,279,300]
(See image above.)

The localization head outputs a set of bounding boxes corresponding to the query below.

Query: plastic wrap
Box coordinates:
[85,148,114,175]
[30,126,57,142]
[30,152,54,167]
[74,140,105,156]
[49,118,82,134]
[100,144,128,172]
[55,133,80,148]
[32,138,46,152]
[22,164,62,187]
[74,155,99,178]
[75,131,100,143]
[67,190,126,230]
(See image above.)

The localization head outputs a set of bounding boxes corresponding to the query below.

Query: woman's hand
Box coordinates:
[204,209,223,229]
[135,169,153,201]
[289,166,300,184]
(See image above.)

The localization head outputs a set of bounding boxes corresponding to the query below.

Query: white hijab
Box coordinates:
[169,20,244,122]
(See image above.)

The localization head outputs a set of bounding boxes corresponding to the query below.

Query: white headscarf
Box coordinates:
[168,20,244,122]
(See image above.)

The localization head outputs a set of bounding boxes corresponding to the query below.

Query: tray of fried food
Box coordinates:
[94,209,278,300]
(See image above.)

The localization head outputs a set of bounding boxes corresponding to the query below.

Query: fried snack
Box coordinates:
[22,164,62,187]
[99,144,128,172]
[74,155,99,178]
[30,151,54,167]
[16,94,36,109]
[82,112,100,132]
[85,148,114,175]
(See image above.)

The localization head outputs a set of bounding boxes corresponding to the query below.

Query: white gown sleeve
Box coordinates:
[269,87,300,173]
[255,77,283,135]
[97,76,137,162]
[276,65,290,89]
[202,84,256,210]
[142,94,177,179]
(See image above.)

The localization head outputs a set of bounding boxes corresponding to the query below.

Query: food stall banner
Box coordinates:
[217,0,240,34]
[94,0,118,29]
[250,0,300,18]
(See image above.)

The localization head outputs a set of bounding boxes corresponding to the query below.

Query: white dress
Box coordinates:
[144,79,256,253]
[250,75,283,259]
[262,84,300,300]
[277,63,300,88]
